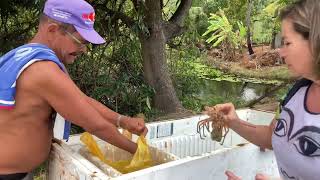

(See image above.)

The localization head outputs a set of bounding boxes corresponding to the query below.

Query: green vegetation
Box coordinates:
[202,10,246,48]
[0,0,294,119]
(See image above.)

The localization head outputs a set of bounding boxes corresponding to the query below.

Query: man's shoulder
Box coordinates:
[22,60,63,75]
[18,60,66,89]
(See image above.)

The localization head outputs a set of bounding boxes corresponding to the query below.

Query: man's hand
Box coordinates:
[121,117,148,136]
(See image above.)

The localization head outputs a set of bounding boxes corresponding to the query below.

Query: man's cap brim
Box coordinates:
[75,26,105,44]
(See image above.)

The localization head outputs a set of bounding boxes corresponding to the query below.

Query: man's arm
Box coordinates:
[86,97,127,128]
[86,97,147,135]
[23,61,137,153]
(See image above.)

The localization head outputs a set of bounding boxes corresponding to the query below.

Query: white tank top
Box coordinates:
[272,84,320,180]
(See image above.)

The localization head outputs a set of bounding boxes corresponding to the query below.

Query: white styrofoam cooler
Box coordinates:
[146,109,275,158]
[48,109,279,180]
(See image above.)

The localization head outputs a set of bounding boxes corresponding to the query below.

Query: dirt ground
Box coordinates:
[206,48,290,81]
[239,46,283,69]
[207,45,283,69]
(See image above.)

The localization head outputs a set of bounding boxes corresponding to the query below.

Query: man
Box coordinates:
[0,0,147,179]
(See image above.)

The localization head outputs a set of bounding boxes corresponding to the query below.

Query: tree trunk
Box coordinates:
[246,0,254,55]
[271,30,277,49]
[140,0,183,114]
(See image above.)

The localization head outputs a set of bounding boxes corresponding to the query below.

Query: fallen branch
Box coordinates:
[245,82,288,108]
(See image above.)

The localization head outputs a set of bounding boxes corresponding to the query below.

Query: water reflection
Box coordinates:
[196,79,274,104]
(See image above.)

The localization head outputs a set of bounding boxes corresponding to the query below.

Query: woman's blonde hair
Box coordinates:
[280,0,320,78]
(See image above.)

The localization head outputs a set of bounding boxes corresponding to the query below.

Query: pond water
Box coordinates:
[196,79,276,106]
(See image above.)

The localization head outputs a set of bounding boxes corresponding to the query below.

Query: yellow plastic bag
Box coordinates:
[121,135,153,173]
[80,132,111,164]
[80,132,153,174]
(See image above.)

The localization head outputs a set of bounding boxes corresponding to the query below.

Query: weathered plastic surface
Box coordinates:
[48,143,112,180]
[113,144,279,180]
[78,139,178,176]
[48,109,279,180]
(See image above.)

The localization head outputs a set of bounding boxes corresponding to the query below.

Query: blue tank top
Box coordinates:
[0,43,65,108]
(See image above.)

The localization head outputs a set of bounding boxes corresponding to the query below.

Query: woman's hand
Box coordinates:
[225,170,242,180]
[226,171,277,180]
[215,103,240,126]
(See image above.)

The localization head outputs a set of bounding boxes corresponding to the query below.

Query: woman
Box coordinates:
[218,0,320,179]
